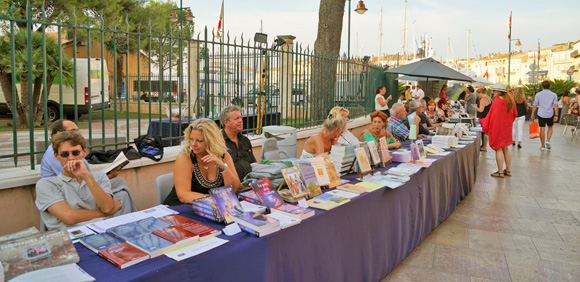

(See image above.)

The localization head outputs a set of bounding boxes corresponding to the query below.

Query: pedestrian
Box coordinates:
[374,85,392,117]
[512,87,527,149]
[404,85,412,102]
[561,90,571,121]
[412,85,424,100]
[472,87,492,151]
[482,83,516,178]
[531,80,559,150]
[464,85,477,117]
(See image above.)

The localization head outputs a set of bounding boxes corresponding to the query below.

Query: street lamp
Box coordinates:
[507,38,521,86]
[347,0,367,79]
[168,2,194,105]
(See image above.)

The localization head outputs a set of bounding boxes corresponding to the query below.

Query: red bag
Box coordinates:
[529,122,540,139]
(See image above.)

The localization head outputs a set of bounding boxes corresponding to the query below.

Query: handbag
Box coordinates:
[529,122,540,139]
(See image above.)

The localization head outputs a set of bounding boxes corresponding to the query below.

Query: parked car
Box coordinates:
[232,87,280,109]
[140,92,178,103]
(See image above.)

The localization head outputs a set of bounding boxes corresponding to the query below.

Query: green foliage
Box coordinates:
[398,82,406,95]
[523,79,578,98]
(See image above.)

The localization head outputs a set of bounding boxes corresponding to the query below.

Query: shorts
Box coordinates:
[538,115,554,127]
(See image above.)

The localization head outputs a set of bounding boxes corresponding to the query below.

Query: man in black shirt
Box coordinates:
[220,106,256,180]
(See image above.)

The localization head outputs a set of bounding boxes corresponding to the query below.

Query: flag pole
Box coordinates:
[507,11,512,87]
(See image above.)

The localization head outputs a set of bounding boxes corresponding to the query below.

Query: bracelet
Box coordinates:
[219,163,228,172]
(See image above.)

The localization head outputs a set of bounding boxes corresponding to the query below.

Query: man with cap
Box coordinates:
[531,80,559,150]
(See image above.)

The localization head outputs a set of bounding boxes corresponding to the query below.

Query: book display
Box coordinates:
[378,137,392,167]
[209,186,245,225]
[280,166,309,199]
[319,154,341,188]
[367,141,381,165]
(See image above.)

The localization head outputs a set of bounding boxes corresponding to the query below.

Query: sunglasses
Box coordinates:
[58,150,82,158]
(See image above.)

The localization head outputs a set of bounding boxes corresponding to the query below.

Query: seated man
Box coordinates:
[36,132,123,229]
[220,106,256,180]
[41,119,136,214]
[404,100,431,136]
[388,103,427,142]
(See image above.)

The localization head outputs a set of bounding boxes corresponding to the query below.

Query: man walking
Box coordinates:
[531,80,559,150]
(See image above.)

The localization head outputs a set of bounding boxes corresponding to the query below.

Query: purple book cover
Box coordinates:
[249,178,285,208]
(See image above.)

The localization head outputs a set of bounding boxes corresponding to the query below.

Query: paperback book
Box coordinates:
[306,198,339,210]
[319,154,341,188]
[232,212,280,233]
[367,141,381,165]
[152,226,199,246]
[237,224,280,237]
[209,186,245,224]
[0,228,79,280]
[270,203,315,220]
[107,222,149,241]
[379,137,391,162]
[240,200,268,214]
[280,166,310,198]
[314,192,350,205]
[266,212,301,229]
[249,178,285,209]
[101,151,130,175]
[354,147,372,172]
[159,214,221,240]
[97,242,149,269]
[127,233,177,258]
[237,190,262,205]
[336,183,370,194]
[80,233,123,253]
[326,189,359,199]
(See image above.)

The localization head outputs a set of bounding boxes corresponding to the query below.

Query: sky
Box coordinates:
[181,0,580,60]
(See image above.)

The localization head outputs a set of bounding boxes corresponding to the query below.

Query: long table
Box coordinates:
[76,137,479,281]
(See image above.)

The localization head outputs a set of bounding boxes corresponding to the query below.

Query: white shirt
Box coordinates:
[414,89,424,100]
[375,94,389,111]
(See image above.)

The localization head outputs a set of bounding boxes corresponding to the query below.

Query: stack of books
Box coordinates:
[391,150,412,163]
[238,189,262,205]
[232,212,281,237]
[250,178,315,220]
[209,186,246,225]
[329,144,357,175]
[432,135,454,149]
[192,196,224,222]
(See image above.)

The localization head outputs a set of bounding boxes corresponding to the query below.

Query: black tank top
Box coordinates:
[163,152,225,206]
[477,98,491,119]
[516,102,527,117]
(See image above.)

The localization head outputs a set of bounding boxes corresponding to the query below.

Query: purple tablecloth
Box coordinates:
[76,136,479,281]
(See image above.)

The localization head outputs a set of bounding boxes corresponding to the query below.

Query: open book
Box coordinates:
[101,152,130,175]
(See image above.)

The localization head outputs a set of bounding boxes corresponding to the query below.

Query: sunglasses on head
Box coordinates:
[58,150,82,158]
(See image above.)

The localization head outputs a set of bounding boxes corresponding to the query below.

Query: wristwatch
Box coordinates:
[219,163,228,172]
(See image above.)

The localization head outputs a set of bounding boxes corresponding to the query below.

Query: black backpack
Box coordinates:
[134,134,164,161]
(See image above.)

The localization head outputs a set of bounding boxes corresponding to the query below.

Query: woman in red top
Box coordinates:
[482,83,517,178]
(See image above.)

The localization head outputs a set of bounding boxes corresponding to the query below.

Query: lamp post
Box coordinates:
[169,1,194,105]
[347,0,368,79]
[507,37,521,86]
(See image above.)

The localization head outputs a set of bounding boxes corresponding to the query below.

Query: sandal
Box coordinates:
[503,169,512,176]
[480,147,487,151]
[491,171,504,178]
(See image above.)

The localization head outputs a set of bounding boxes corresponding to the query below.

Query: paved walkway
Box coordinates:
[384,121,580,282]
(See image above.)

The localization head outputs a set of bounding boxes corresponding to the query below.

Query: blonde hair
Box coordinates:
[323,111,346,133]
[514,87,526,104]
[329,106,349,133]
[182,118,227,157]
[476,87,487,95]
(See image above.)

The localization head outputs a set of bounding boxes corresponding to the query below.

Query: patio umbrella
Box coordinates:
[387,58,474,98]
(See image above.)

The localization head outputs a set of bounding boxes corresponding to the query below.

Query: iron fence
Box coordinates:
[0,2,388,169]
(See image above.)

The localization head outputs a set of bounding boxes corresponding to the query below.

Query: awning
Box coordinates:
[526,70,548,75]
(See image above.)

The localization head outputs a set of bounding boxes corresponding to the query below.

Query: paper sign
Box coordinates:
[409,125,417,140]
[222,223,242,236]
[166,237,229,261]
[297,198,309,209]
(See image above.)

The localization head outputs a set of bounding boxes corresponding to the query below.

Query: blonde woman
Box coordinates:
[331,106,359,145]
[472,87,492,151]
[300,113,346,158]
[163,118,241,205]
[512,88,528,149]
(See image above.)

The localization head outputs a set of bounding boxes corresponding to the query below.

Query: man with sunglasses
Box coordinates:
[40,119,136,218]
[36,131,123,229]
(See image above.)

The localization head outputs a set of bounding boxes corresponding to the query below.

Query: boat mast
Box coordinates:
[403,0,407,60]
[379,6,383,63]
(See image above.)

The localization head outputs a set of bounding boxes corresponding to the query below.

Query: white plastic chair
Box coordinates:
[156,173,174,205]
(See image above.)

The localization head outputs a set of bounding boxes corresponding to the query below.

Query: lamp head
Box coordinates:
[169,11,178,23]
[515,40,521,47]
[355,0,368,14]
[254,32,268,44]
[184,8,194,21]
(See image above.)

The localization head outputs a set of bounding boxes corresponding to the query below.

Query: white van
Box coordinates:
[0,58,110,121]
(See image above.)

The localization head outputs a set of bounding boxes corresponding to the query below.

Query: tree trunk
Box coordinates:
[116,56,124,113]
[32,76,44,124]
[312,0,346,122]
[17,74,31,128]
[0,73,16,112]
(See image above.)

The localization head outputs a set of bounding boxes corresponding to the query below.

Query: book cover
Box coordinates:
[367,141,381,165]
[238,190,262,205]
[249,178,285,209]
[310,157,331,186]
[209,186,245,224]
[314,192,350,205]
[271,203,315,220]
[306,198,339,210]
[240,200,268,214]
[355,147,372,172]
[192,196,218,210]
[0,228,79,280]
[134,216,173,233]
[159,214,221,240]
[379,137,391,162]
[277,189,300,203]
[238,223,280,237]
[80,233,123,253]
[337,183,370,194]
[127,233,176,258]
[293,159,321,188]
[265,212,301,229]
[101,151,130,175]
[319,154,341,188]
[152,226,199,245]
[280,166,309,198]
[106,222,150,241]
[233,212,280,232]
[97,242,149,269]
[326,189,359,199]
